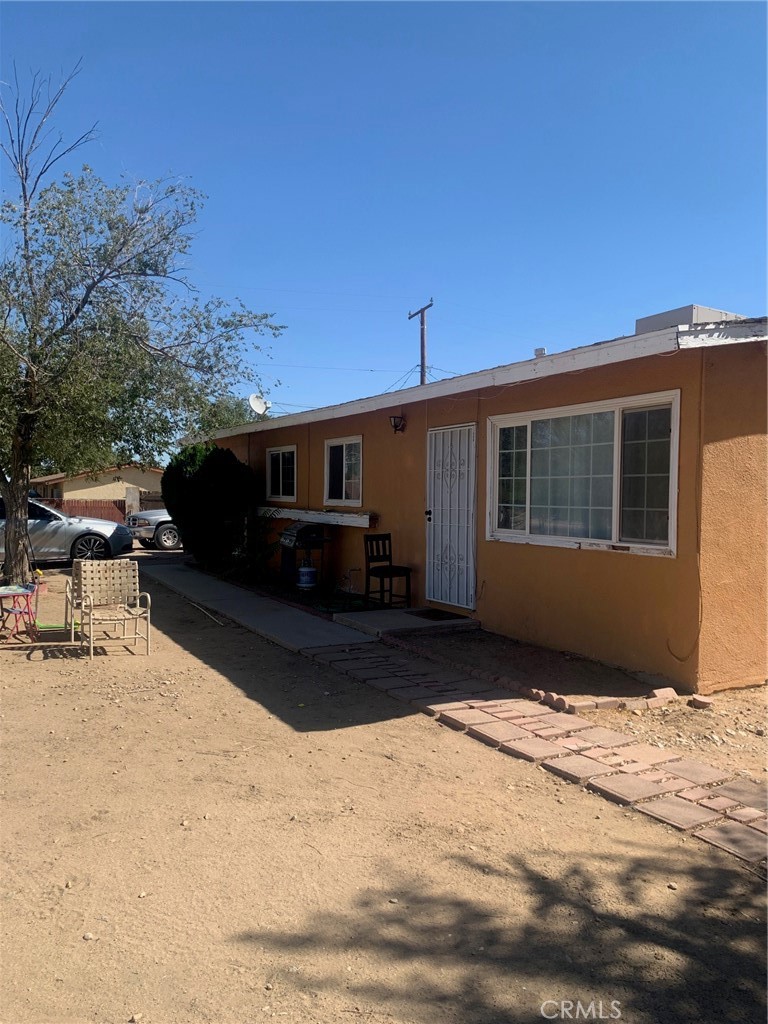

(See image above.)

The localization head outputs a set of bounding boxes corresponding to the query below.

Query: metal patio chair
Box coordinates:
[67,559,151,659]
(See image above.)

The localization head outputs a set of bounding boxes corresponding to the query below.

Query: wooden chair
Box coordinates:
[67,559,151,659]
[364,534,412,608]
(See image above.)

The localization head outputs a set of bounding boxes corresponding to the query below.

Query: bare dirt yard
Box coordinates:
[1,570,765,1024]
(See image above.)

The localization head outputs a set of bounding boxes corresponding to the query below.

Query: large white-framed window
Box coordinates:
[324,436,362,507]
[487,390,680,556]
[267,445,297,501]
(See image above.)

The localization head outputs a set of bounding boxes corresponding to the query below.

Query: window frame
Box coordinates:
[266,444,297,502]
[324,435,363,508]
[487,389,680,557]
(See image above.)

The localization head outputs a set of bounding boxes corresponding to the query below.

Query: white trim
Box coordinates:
[266,444,297,502]
[202,328,679,441]
[324,435,363,508]
[486,389,680,557]
[257,507,372,528]
[676,320,767,348]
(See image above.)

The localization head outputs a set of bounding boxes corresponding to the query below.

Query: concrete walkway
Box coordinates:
[141,562,377,651]
[140,561,768,869]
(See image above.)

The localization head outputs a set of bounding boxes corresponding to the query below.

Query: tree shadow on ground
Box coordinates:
[233,841,765,1024]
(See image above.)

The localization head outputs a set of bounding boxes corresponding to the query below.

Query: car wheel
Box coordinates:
[154,523,181,550]
[71,534,110,560]
[139,539,155,549]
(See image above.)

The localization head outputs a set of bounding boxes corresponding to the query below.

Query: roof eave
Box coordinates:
[200,318,766,442]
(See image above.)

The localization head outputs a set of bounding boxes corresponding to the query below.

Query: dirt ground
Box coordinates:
[1,569,765,1024]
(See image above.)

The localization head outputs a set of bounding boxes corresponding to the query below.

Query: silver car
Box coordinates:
[125,508,182,550]
[0,498,134,563]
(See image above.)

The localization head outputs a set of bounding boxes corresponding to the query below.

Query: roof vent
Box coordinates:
[635,305,746,335]
[534,347,547,358]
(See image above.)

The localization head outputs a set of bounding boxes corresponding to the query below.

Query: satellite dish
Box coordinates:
[248,394,270,415]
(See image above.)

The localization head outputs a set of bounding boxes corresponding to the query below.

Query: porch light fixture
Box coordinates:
[389,414,406,434]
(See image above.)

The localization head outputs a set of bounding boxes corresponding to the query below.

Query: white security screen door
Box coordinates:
[426,424,477,609]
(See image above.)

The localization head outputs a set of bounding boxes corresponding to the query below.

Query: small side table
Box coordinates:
[0,584,38,642]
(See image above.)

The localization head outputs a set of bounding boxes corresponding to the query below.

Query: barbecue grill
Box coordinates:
[280,523,327,585]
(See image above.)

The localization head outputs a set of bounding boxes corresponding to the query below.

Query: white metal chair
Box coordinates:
[67,559,151,659]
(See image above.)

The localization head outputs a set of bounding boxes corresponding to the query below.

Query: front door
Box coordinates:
[426,424,477,609]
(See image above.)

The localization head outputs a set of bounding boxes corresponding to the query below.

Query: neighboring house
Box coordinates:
[31,466,164,522]
[209,305,767,695]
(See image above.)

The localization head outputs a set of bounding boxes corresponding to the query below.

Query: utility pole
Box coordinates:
[408,298,434,385]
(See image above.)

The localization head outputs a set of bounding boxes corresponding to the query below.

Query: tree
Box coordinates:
[162,445,256,569]
[193,394,267,438]
[0,66,282,583]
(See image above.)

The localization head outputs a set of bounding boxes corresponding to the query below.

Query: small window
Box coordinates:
[325,436,362,506]
[267,446,297,501]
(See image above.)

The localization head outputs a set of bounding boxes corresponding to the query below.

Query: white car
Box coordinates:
[125,508,182,550]
[0,498,134,563]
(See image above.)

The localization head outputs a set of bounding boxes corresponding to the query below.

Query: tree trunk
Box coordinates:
[3,432,32,586]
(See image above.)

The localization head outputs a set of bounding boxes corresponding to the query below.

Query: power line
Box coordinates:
[256,362,406,372]
[382,364,421,394]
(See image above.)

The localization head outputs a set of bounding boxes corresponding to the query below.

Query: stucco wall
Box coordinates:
[59,468,163,500]
[217,343,766,693]
[697,342,767,693]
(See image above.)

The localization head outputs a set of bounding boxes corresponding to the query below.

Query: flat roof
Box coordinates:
[205,316,767,441]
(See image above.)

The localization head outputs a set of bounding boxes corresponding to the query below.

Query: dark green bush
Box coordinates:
[162,444,257,570]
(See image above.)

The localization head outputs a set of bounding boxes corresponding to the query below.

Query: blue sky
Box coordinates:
[2,2,766,414]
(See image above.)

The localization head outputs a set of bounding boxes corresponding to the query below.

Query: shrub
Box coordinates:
[162,445,256,570]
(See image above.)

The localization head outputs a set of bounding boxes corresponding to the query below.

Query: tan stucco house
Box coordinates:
[31,465,164,519]
[209,306,767,695]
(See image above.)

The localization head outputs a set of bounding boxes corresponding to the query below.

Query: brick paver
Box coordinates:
[492,709,536,722]
[573,727,637,747]
[726,807,764,824]
[411,698,473,715]
[348,666,404,680]
[706,779,768,812]
[387,685,445,702]
[541,755,619,783]
[588,773,688,805]
[616,761,654,774]
[554,736,594,752]
[506,703,556,718]
[663,759,733,786]
[636,796,722,831]
[603,743,681,765]
[677,786,712,802]
[439,709,498,731]
[363,676,419,692]
[467,721,531,747]
[698,795,741,812]
[695,821,768,863]
[468,699,524,712]
[499,738,568,762]
[531,725,571,739]
[535,712,594,731]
